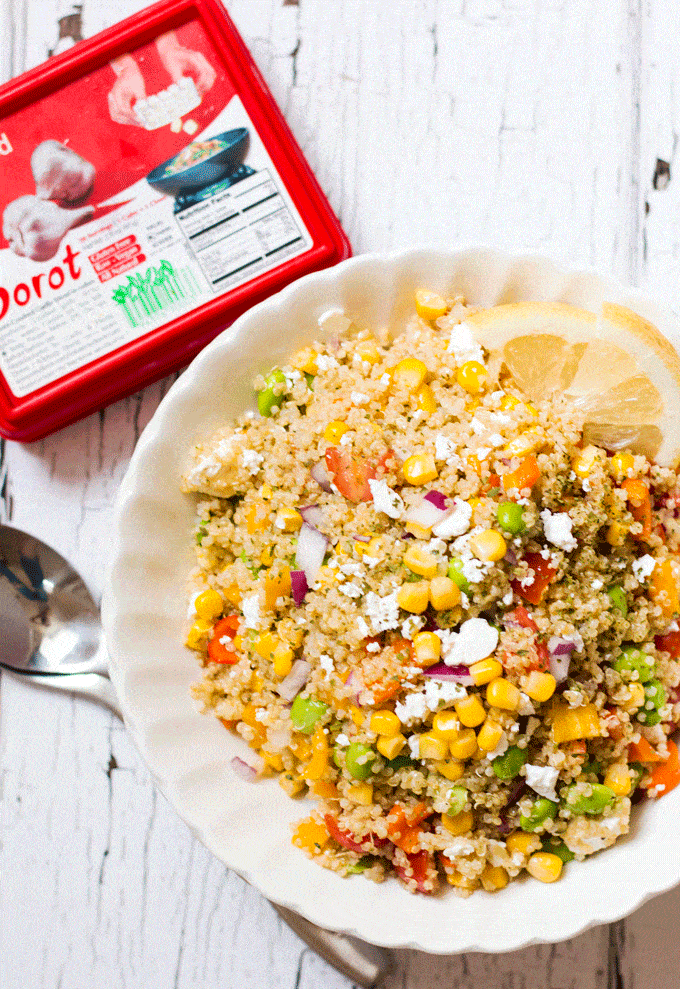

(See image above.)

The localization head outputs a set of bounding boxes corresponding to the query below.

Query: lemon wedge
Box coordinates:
[457,301,680,466]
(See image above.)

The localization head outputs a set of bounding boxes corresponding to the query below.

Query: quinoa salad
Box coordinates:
[182,291,680,896]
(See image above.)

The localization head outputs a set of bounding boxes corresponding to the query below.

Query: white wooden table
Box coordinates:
[2,1,680,986]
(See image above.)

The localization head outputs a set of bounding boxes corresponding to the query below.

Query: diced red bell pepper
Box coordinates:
[655,630,680,659]
[323,815,389,854]
[511,552,557,605]
[393,849,436,893]
[207,615,240,664]
[325,447,394,503]
[503,605,538,632]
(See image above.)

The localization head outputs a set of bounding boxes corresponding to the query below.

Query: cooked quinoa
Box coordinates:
[182,292,680,895]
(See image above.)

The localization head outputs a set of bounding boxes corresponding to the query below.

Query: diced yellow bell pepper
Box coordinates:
[551,701,601,744]
[292,817,329,852]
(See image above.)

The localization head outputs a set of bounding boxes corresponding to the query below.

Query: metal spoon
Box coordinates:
[0,522,392,988]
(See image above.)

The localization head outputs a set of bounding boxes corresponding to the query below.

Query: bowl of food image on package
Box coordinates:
[103,247,680,954]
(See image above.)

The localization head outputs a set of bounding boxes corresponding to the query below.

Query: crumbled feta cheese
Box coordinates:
[335,733,350,747]
[447,321,484,364]
[525,764,559,801]
[241,449,264,475]
[439,618,499,666]
[632,555,656,581]
[364,590,400,632]
[282,368,302,388]
[487,733,509,760]
[462,557,487,583]
[520,573,536,588]
[476,447,491,460]
[470,417,486,435]
[427,537,448,555]
[396,682,467,725]
[356,617,371,638]
[366,641,381,653]
[540,509,577,552]
[368,478,404,519]
[432,499,472,539]
[339,561,364,577]
[186,590,200,619]
[316,354,339,371]
[339,432,353,446]
[490,412,512,425]
[402,616,425,640]
[434,434,462,466]
[582,477,591,492]
[318,654,334,679]
[408,733,422,758]
[242,593,262,629]
[379,373,391,387]
[591,578,603,590]
[339,581,363,598]
[517,693,536,716]
[351,391,370,405]
[184,437,238,485]
[502,590,514,605]
[488,433,505,448]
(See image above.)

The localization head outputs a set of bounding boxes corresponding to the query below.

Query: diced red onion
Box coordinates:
[231,756,257,782]
[505,779,527,808]
[295,522,328,585]
[345,670,361,704]
[504,547,517,564]
[423,662,474,686]
[310,460,332,492]
[299,504,325,528]
[290,569,309,606]
[352,534,371,543]
[276,659,311,701]
[548,636,576,682]
[549,637,577,656]
[404,497,451,531]
[424,491,448,511]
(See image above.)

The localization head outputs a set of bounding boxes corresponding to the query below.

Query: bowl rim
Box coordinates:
[102,244,680,953]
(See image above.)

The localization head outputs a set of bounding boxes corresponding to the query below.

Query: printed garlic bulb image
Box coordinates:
[30,140,95,205]
[3,195,94,261]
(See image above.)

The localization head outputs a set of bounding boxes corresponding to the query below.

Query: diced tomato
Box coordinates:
[503,605,538,632]
[568,739,587,755]
[393,849,436,893]
[511,552,557,605]
[483,473,502,494]
[324,447,393,503]
[386,802,432,854]
[360,636,413,703]
[207,615,240,664]
[655,631,680,658]
[534,641,551,673]
[323,814,389,854]
[602,705,624,741]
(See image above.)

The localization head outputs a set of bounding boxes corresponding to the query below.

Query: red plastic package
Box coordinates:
[0,0,350,440]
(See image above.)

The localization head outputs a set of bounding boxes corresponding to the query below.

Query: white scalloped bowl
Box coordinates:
[103,247,680,954]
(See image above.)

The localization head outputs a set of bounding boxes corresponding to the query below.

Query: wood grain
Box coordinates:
[1,1,679,986]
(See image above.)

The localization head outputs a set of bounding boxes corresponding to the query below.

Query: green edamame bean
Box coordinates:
[563,782,615,815]
[637,678,666,725]
[492,745,527,780]
[447,557,470,594]
[346,855,374,874]
[345,742,377,780]
[607,585,628,616]
[386,755,417,771]
[257,368,287,417]
[290,695,328,734]
[519,798,558,832]
[542,837,575,863]
[304,372,315,390]
[445,786,468,817]
[496,502,526,535]
[613,644,655,684]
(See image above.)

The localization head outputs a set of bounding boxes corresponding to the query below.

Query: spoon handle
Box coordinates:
[5,670,123,717]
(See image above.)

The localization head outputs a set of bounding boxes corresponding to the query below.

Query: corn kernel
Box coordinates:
[291,347,319,374]
[446,870,479,890]
[324,420,349,444]
[254,631,278,660]
[276,507,303,532]
[506,832,542,856]
[441,810,474,836]
[246,500,270,533]
[185,618,213,650]
[469,529,507,563]
[415,383,437,414]
[418,733,449,761]
[551,701,601,744]
[347,783,374,805]
[415,289,448,321]
[250,671,263,691]
[500,394,521,410]
[456,360,488,394]
[312,780,339,799]
[607,519,628,546]
[455,694,487,728]
[377,733,407,760]
[622,682,645,712]
[429,575,461,610]
[260,545,275,566]
[449,728,478,760]
[525,403,539,416]
[392,357,428,392]
[469,658,503,686]
[355,535,381,558]
[194,588,223,620]
[571,444,601,479]
[397,580,430,613]
[465,397,481,413]
[481,865,509,891]
[260,483,273,500]
[279,773,306,797]
[273,644,294,678]
[413,631,442,667]
[504,432,543,458]
[486,677,521,711]
[292,818,329,852]
[431,709,461,739]
[523,670,557,703]
[403,545,439,578]
[261,750,284,772]
[402,453,438,485]
[476,718,504,752]
[350,705,365,727]
[370,710,401,736]
[435,759,465,780]
[355,339,381,364]
[610,451,635,482]
[526,852,563,883]
[603,762,632,796]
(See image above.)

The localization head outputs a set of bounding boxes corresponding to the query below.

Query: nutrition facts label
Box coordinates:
[175,169,312,291]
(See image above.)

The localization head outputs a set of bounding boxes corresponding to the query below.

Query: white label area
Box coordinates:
[0,96,313,398]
